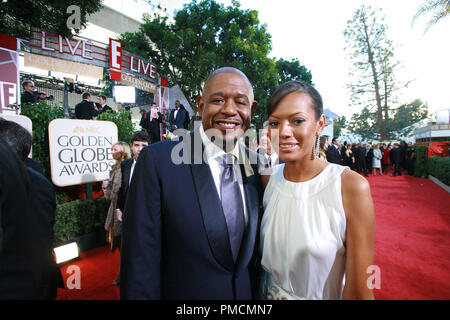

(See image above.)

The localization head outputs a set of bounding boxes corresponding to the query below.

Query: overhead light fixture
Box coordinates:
[53,241,79,264]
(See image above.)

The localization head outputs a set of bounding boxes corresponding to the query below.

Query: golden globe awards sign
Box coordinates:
[48,119,118,187]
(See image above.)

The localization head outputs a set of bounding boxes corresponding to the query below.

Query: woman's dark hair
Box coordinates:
[266,81,323,120]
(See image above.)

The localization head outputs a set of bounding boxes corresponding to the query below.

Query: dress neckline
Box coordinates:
[280,163,331,185]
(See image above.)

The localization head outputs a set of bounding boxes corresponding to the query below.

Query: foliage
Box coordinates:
[349,99,429,140]
[54,200,80,243]
[120,0,313,128]
[388,99,429,137]
[428,156,450,185]
[414,145,428,178]
[275,58,313,86]
[20,102,66,179]
[96,110,135,144]
[54,197,110,243]
[333,116,347,137]
[344,6,409,140]
[413,0,450,32]
[0,0,102,38]
[94,197,110,228]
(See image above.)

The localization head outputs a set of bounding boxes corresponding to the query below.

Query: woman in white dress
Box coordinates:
[372,144,383,176]
[260,81,375,300]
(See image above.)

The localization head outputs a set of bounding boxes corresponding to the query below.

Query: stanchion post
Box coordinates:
[86,183,93,200]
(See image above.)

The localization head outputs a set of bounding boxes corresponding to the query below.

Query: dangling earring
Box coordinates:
[315,134,320,158]
[311,135,319,160]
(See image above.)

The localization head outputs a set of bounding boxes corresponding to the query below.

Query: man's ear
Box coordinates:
[197,96,204,117]
[250,100,258,119]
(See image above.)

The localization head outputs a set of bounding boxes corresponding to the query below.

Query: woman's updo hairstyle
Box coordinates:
[266,81,323,120]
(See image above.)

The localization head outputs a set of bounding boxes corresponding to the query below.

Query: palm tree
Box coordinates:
[413,0,450,32]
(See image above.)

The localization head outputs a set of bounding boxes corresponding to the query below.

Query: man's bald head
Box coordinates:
[203,67,254,102]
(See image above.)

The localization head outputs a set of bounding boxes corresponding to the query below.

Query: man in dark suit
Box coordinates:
[0,138,38,299]
[75,92,99,120]
[120,67,261,300]
[365,144,374,175]
[116,131,150,223]
[389,143,402,176]
[168,100,187,131]
[0,119,62,299]
[326,137,342,164]
[98,95,113,114]
[354,142,368,177]
[21,80,38,104]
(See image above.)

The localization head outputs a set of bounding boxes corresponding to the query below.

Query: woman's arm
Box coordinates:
[341,169,376,300]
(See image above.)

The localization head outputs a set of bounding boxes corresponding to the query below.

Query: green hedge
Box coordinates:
[428,156,450,186]
[20,102,66,179]
[414,145,428,178]
[54,197,110,243]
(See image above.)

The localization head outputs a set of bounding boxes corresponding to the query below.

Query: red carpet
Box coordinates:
[56,173,450,300]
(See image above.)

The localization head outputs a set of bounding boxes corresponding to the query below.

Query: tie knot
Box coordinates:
[222,153,236,166]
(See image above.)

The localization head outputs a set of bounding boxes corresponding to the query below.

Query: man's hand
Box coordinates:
[116,209,123,222]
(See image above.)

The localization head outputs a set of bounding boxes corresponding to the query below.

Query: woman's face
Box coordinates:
[112,144,122,161]
[268,92,325,162]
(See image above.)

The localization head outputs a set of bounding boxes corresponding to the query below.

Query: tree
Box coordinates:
[333,116,347,137]
[119,0,283,128]
[388,99,429,138]
[275,58,313,85]
[413,0,450,32]
[348,99,429,140]
[344,6,407,140]
[0,0,102,38]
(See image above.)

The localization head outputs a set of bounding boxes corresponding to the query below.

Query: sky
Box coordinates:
[164,0,450,119]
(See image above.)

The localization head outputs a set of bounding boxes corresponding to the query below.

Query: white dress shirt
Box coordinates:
[199,125,248,227]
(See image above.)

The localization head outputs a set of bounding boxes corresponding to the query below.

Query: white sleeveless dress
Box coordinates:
[259,163,348,300]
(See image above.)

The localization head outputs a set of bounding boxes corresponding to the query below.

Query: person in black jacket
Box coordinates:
[354,142,368,177]
[20,80,38,104]
[365,144,374,175]
[389,143,402,176]
[116,131,150,223]
[146,102,163,143]
[98,95,113,114]
[326,137,342,164]
[75,92,99,120]
[0,120,63,299]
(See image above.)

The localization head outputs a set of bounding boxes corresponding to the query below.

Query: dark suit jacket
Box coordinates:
[169,108,187,130]
[21,91,38,104]
[147,113,162,143]
[99,104,113,114]
[116,158,134,213]
[24,157,44,175]
[75,100,99,120]
[326,145,341,164]
[120,130,262,300]
[25,167,61,299]
[0,139,38,299]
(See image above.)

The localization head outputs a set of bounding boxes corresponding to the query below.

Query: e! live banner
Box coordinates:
[48,119,118,187]
[0,33,19,115]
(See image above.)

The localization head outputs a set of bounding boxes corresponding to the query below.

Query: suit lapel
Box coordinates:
[235,145,260,272]
[123,159,132,192]
[187,131,235,272]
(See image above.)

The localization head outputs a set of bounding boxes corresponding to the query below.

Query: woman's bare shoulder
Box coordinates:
[341,168,370,196]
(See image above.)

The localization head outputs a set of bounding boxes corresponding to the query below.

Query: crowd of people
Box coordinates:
[3,67,423,301]
[318,137,416,177]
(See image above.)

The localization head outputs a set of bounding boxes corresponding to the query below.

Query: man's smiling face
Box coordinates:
[197,71,257,147]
